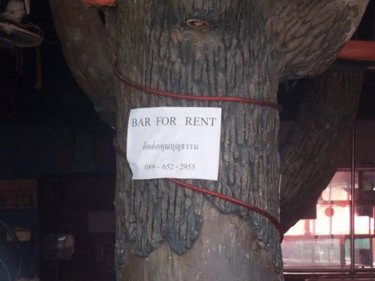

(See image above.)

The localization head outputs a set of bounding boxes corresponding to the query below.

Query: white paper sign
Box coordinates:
[127,107,222,180]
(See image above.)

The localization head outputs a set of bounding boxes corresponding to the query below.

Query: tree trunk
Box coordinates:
[113,1,282,280]
[121,204,279,281]
[48,1,369,280]
[280,63,364,230]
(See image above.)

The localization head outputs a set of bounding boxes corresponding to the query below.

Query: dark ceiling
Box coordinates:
[0,1,374,128]
[0,0,107,129]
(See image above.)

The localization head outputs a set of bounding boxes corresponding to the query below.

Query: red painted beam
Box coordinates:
[338,40,375,61]
[82,0,116,6]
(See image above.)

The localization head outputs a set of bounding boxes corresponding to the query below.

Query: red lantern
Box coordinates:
[324,207,335,217]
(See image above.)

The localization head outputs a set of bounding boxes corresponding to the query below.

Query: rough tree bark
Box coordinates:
[280,63,364,231]
[48,0,369,280]
[113,2,282,280]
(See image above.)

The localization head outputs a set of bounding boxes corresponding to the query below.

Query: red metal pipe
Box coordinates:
[338,40,375,62]
[81,0,116,6]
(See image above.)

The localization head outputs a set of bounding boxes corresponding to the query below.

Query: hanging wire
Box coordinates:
[0,258,12,281]
[0,220,22,281]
